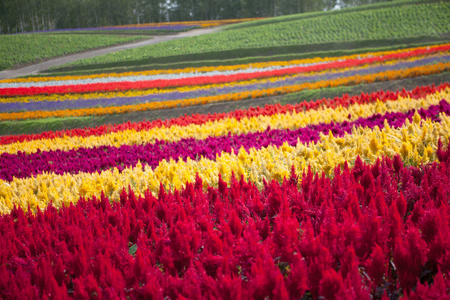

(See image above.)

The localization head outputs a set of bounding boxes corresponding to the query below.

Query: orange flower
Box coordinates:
[1,62,448,121]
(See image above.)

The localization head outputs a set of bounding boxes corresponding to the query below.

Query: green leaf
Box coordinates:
[129,244,138,256]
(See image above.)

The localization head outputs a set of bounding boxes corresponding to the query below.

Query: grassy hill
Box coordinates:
[49,0,450,74]
[221,0,442,31]
[0,34,146,71]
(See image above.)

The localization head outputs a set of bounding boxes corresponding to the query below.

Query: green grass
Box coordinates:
[0,116,94,136]
[222,0,438,31]
[56,1,450,72]
[48,37,449,75]
[0,34,147,71]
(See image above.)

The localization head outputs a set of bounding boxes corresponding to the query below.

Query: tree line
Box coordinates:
[0,0,393,34]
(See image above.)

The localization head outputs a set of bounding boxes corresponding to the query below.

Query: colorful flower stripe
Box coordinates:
[1,62,448,122]
[0,61,332,88]
[1,98,447,181]
[1,153,450,298]
[2,45,449,96]
[1,83,445,147]
[0,109,448,215]
[0,55,450,112]
[2,86,448,155]
[2,54,448,113]
[2,46,447,89]
[1,57,325,84]
[3,53,445,107]
[2,43,448,84]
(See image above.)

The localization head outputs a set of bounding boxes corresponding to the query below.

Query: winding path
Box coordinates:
[0,27,220,80]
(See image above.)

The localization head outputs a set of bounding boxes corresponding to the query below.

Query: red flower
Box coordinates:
[319,269,345,300]
[365,244,386,288]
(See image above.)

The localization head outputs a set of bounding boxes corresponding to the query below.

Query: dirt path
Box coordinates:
[0,27,220,80]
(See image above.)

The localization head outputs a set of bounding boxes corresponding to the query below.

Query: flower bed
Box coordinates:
[1,40,450,297]
[1,147,449,299]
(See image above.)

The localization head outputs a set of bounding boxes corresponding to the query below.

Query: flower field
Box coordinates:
[1,43,449,122]
[1,83,450,298]
[1,3,450,299]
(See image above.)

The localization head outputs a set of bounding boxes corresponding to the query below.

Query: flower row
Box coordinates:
[3,54,448,113]
[1,106,449,214]
[2,45,449,96]
[2,44,449,89]
[5,55,445,105]
[0,60,331,89]
[1,83,446,149]
[1,152,449,298]
[1,93,448,181]
[1,62,448,122]
[2,85,448,155]
[2,43,446,84]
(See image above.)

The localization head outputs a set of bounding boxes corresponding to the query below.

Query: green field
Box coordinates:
[222,0,440,31]
[52,1,450,74]
[0,33,146,70]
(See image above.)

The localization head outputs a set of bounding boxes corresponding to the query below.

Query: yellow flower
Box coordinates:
[2,90,450,214]
[78,181,94,198]
[369,133,381,155]
[2,88,448,155]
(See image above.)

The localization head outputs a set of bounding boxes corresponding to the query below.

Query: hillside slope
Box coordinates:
[56,1,450,73]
